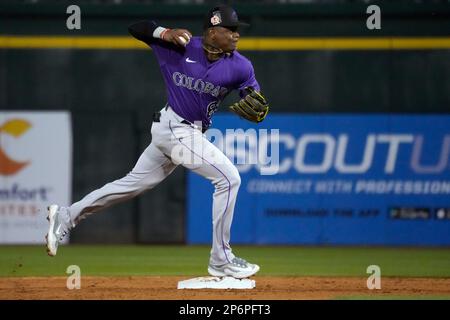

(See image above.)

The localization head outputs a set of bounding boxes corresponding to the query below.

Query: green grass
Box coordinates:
[0,245,449,278]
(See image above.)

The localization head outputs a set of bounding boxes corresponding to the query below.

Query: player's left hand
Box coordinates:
[229,87,270,123]
[162,29,192,47]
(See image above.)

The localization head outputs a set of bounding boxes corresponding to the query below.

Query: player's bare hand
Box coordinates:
[162,29,192,47]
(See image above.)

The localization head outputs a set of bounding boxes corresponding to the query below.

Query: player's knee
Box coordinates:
[228,170,241,189]
[216,168,240,190]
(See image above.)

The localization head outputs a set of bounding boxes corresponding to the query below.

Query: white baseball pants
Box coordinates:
[69,106,240,265]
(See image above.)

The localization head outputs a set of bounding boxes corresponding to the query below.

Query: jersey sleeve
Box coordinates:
[237,60,261,98]
[128,20,178,65]
[128,20,158,46]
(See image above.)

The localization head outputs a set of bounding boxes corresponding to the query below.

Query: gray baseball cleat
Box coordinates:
[45,204,72,257]
[208,257,260,279]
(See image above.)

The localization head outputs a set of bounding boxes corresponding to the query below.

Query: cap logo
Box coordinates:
[211,11,222,26]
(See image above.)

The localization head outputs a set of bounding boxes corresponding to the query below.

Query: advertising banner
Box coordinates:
[0,111,72,243]
[187,114,450,245]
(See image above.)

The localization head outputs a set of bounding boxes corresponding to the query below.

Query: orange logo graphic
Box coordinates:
[0,119,31,175]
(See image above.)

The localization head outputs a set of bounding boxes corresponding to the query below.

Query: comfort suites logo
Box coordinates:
[0,119,31,175]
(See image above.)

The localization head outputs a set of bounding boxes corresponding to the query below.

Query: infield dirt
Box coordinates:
[1,276,449,299]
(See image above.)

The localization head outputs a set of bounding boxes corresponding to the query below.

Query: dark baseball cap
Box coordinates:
[203,5,249,30]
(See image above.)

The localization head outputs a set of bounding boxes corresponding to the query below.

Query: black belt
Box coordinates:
[181,119,193,126]
[152,111,207,133]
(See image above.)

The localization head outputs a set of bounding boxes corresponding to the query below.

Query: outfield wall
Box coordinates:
[188,114,450,245]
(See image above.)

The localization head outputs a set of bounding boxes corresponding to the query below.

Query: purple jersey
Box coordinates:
[149,36,260,129]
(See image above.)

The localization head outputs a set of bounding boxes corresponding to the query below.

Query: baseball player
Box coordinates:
[46,4,269,279]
